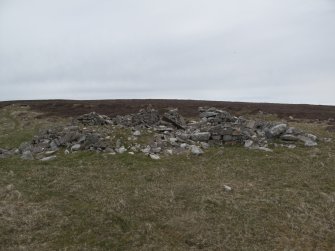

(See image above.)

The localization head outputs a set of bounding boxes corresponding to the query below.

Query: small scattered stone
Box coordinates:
[40,156,57,161]
[150,154,160,160]
[49,141,59,151]
[304,140,318,147]
[200,142,209,149]
[45,150,57,156]
[151,147,162,153]
[256,146,273,152]
[176,133,190,140]
[180,143,188,149]
[307,134,317,141]
[6,184,15,191]
[285,127,301,134]
[142,146,151,154]
[190,145,204,155]
[71,144,81,151]
[116,146,127,154]
[21,150,34,160]
[133,130,141,136]
[104,148,115,154]
[280,134,299,141]
[223,185,232,191]
[246,120,256,129]
[244,140,254,148]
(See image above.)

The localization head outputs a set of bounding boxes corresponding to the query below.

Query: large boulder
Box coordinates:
[191,132,211,142]
[297,135,318,147]
[162,109,186,129]
[266,124,288,138]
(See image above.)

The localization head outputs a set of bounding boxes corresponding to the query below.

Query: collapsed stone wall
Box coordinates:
[112,106,160,127]
[0,106,322,161]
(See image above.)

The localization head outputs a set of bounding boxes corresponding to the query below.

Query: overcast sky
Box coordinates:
[0,0,334,104]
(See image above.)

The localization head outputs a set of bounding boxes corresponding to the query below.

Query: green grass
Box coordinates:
[0,106,335,250]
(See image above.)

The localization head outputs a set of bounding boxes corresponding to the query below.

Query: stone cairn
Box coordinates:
[0,106,320,161]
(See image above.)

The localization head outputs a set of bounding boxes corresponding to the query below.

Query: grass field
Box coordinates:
[1,104,335,250]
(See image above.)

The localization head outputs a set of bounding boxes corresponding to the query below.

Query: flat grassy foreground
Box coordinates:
[0,105,335,250]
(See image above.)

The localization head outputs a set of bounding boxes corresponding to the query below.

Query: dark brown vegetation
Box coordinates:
[1,99,335,121]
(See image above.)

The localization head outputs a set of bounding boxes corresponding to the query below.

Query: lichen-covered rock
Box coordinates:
[150,154,160,160]
[133,130,141,136]
[191,132,211,142]
[40,156,57,161]
[71,144,81,151]
[190,145,204,155]
[21,150,34,160]
[116,146,127,154]
[162,109,186,129]
[280,134,299,141]
[200,107,235,124]
[244,140,254,148]
[298,135,318,147]
[266,124,288,138]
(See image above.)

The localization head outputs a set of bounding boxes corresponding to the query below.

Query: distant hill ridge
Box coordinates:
[0,99,334,121]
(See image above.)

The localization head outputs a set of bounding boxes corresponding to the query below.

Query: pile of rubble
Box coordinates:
[0,106,321,161]
[112,105,160,127]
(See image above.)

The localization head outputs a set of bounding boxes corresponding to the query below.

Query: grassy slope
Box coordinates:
[0,105,335,250]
